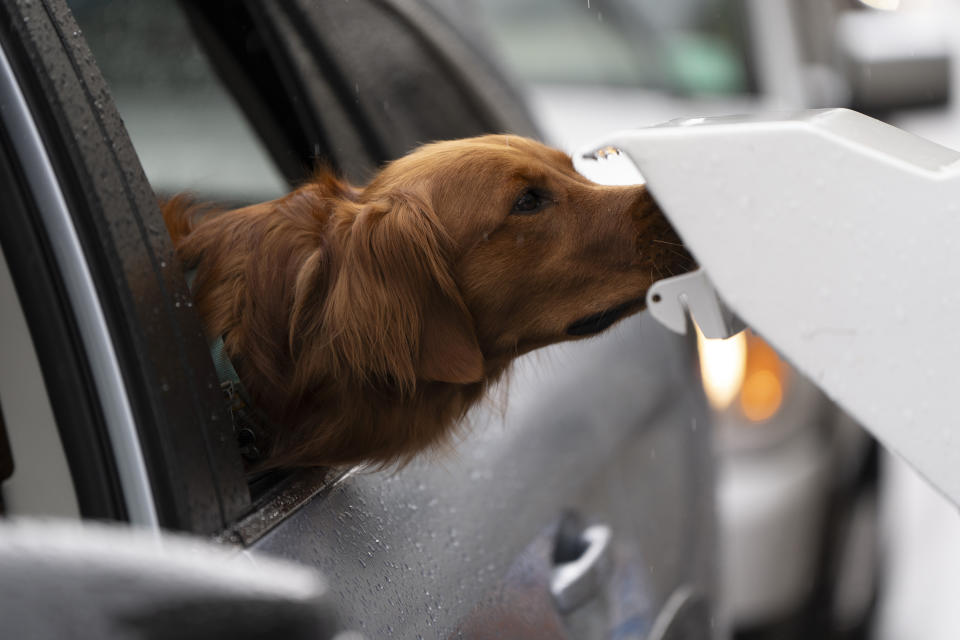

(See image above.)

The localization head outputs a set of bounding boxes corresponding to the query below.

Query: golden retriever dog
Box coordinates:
[163,135,694,470]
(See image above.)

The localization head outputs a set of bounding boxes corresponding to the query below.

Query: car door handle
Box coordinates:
[550,523,613,613]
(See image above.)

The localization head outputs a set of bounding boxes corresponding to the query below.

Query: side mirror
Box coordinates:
[0,519,345,639]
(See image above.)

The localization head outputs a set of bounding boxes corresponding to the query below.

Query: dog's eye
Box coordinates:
[511,189,550,215]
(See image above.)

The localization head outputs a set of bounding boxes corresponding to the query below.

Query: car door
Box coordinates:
[175,2,718,637]
[1,0,718,637]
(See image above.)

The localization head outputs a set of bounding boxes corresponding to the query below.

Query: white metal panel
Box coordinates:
[582,108,960,506]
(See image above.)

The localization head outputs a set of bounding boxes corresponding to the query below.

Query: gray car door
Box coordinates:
[14,0,719,636]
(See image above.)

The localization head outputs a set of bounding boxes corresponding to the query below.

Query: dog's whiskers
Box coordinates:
[660,246,690,259]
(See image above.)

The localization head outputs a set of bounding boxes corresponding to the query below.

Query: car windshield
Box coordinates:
[471,0,752,96]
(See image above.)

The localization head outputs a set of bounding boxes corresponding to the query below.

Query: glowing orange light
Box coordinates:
[740,370,783,422]
[740,333,789,422]
[697,327,789,422]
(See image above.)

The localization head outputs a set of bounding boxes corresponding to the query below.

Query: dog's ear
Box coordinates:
[417,285,485,385]
[322,191,484,390]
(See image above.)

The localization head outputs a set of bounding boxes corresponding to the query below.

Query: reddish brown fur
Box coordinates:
[163,135,693,470]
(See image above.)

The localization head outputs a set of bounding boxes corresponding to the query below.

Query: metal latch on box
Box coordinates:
[645,270,744,340]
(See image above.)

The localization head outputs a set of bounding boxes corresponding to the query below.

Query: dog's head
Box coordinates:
[313,135,694,392]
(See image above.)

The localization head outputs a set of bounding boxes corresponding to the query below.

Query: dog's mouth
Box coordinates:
[566,297,645,336]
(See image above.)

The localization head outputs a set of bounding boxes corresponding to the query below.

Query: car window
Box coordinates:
[67,0,288,205]
[51,0,544,536]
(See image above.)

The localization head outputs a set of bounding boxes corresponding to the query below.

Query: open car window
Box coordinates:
[61,0,542,534]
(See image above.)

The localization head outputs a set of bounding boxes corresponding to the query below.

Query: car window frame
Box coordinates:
[0,113,126,521]
[0,0,250,533]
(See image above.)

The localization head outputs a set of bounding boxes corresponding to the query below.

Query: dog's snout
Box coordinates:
[639,192,697,277]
